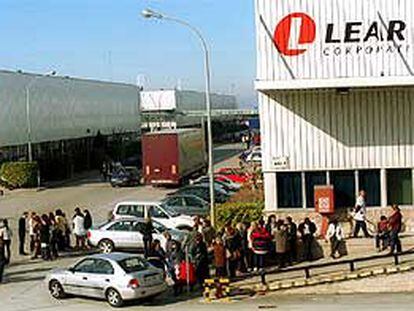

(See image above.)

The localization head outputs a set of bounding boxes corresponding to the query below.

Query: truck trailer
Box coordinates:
[142,129,207,186]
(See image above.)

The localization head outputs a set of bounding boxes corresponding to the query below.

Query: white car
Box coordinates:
[46,253,167,307]
[112,201,194,231]
[87,218,188,253]
[246,150,262,163]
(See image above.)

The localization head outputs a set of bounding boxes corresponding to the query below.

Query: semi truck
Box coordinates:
[142,129,207,186]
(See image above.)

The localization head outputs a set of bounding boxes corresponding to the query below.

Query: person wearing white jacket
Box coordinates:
[327,219,345,259]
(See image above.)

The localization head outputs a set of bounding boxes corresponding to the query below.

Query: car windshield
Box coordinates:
[160,203,180,217]
[118,257,149,273]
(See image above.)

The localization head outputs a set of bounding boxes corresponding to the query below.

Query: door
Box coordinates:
[128,222,145,249]
[85,259,115,299]
[107,221,133,248]
[65,258,98,297]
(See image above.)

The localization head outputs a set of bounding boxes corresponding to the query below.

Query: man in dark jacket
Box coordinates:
[19,212,28,255]
[298,218,317,261]
[142,218,153,258]
[286,216,298,264]
[191,233,209,285]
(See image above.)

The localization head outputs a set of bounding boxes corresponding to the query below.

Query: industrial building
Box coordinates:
[255,0,414,222]
[140,89,246,142]
[0,70,141,180]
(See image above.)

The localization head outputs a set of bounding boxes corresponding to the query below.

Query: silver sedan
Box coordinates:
[46,253,167,307]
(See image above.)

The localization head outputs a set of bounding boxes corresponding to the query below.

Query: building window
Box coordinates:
[387,169,412,205]
[305,172,327,208]
[277,173,302,208]
[359,170,380,207]
[330,171,355,208]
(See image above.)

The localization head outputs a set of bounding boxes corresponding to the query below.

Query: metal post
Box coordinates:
[141,10,216,225]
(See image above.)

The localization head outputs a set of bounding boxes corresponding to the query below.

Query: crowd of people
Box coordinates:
[0,207,93,280]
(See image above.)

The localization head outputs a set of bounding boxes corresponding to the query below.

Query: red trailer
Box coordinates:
[142,129,207,186]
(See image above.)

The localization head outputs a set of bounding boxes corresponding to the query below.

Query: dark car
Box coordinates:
[110,166,141,187]
[170,185,229,204]
[161,194,209,216]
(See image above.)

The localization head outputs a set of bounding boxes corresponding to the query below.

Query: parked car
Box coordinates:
[112,201,194,231]
[215,167,251,184]
[214,174,242,191]
[110,166,141,187]
[161,194,209,216]
[170,185,229,204]
[192,175,240,192]
[46,253,167,307]
[87,218,188,253]
[245,149,262,163]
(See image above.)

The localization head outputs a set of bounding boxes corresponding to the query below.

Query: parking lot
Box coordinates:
[0,143,245,310]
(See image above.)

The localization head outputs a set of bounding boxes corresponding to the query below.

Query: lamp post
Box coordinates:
[24,70,56,162]
[142,8,216,225]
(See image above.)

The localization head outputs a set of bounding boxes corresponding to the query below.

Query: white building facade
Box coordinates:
[255,0,414,211]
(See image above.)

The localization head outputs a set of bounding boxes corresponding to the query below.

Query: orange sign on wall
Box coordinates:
[314,185,335,214]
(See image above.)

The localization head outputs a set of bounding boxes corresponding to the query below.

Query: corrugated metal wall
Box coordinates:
[0,71,140,147]
[260,87,414,172]
[255,0,414,82]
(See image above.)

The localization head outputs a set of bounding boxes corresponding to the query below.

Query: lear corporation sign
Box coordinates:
[256,0,414,82]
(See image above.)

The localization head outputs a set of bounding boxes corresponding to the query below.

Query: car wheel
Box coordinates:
[49,280,65,299]
[106,288,124,307]
[99,239,114,254]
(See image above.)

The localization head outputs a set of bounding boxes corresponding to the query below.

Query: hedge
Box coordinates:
[216,201,264,229]
[0,162,38,189]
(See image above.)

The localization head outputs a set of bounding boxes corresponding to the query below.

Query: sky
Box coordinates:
[0,0,257,107]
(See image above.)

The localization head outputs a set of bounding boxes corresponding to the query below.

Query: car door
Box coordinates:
[85,259,116,299]
[64,258,98,297]
[107,221,133,248]
[127,222,145,249]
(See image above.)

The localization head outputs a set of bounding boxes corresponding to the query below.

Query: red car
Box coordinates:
[215,167,251,184]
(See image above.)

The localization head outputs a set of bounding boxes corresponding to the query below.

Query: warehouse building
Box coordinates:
[0,70,141,180]
[255,0,414,225]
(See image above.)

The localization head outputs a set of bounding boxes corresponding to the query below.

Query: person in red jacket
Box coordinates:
[251,219,271,271]
[388,204,403,254]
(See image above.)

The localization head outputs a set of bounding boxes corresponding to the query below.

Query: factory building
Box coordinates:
[0,70,141,180]
[255,0,414,227]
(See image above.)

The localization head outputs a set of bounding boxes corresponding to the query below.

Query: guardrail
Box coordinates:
[258,249,414,285]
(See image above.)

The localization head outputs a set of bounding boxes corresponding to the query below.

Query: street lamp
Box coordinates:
[24,70,57,162]
[141,8,216,226]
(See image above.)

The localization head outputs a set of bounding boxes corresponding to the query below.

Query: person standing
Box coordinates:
[29,212,37,254]
[72,208,86,250]
[142,217,153,258]
[251,220,271,271]
[286,217,298,264]
[0,226,6,283]
[83,210,93,231]
[388,204,403,254]
[298,218,317,261]
[18,212,28,255]
[1,219,12,264]
[353,190,370,238]
[212,237,226,277]
[236,222,248,273]
[326,219,345,259]
[39,214,51,260]
[375,215,390,252]
[273,220,288,268]
[191,233,209,286]
[223,225,241,278]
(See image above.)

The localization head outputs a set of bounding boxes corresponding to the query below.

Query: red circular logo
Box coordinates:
[274,12,316,56]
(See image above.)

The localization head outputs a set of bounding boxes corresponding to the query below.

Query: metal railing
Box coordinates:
[259,249,414,285]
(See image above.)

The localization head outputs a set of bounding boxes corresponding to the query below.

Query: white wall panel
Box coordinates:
[261,87,414,172]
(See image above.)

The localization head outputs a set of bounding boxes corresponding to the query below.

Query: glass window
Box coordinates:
[109,221,131,232]
[359,170,380,206]
[132,222,145,233]
[330,171,355,208]
[305,172,327,207]
[93,259,114,275]
[116,205,130,216]
[118,257,149,273]
[148,206,168,219]
[130,205,144,218]
[166,197,184,206]
[277,173,302,208]
[185,196,204,207]
[74,259,96,273]
[387,169,412,205]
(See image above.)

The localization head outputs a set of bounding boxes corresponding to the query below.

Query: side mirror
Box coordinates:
[68,267,75,273]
